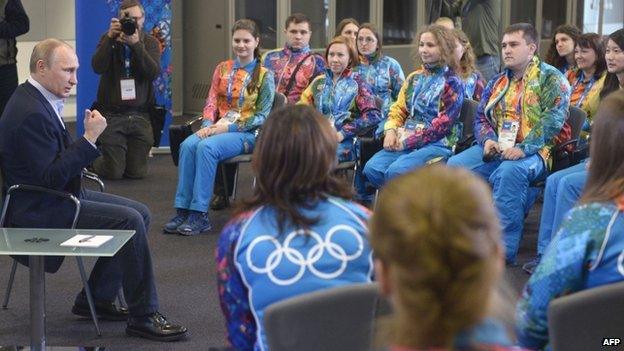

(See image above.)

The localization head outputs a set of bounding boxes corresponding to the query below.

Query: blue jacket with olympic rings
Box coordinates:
[216,197,374,351]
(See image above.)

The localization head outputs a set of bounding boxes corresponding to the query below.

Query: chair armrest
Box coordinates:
[1,184,81,228]
[82,169,105,192]
[555,138,579,153]
[187,115,204,128]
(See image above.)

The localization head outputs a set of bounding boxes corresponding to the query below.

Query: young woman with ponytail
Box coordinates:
[164,19,275,236]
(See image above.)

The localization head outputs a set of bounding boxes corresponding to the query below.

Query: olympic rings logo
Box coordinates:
[245,225,365,286]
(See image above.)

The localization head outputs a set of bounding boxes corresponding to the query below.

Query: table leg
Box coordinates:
[29,255,45,351]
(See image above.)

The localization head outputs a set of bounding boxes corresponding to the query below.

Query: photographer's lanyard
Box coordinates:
[120,45,136,101]
[226,67,252,111]
[123,45,132,77]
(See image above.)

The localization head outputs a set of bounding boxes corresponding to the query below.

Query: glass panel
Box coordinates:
[383,0,418,45]
[581,0,600,33]
[602,0,623,35]
[291,0,329,48]
[235,0,277,50]
[542,0,568,39]
[0,228,135,256]
[510,0,537,26]
[336,0,369,30]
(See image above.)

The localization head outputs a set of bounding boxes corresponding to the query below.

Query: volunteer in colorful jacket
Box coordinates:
[453,29,485,101]
[217,105,373,351]
[447,23,571,264]
[262,13,325,104]
[517,90,624,350]
[362,24,464,188]
[523,32,607,274]
[164,19,275,236]
[353,22,405,117]
[544,24,581,75]
[298,35,381,163]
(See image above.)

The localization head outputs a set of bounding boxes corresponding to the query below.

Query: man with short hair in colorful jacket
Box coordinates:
[262,13,325,104]
[447,23,571,264]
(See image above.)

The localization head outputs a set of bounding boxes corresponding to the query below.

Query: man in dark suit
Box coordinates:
[0,38,187,341]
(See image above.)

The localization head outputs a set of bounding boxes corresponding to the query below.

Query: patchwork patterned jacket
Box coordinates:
[517,198,624,350]
[566,68,606,134]
[384,64,465,150]
[298,67,382,139]
[474,56,571,163]
[202,58,275,133]
[353,53,405,117]
[262,45,325,104]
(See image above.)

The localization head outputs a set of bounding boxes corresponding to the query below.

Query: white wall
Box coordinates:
[16,0,76,119]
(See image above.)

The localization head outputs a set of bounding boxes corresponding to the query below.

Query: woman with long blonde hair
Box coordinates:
[362,24,465,189]
[371,165,518,350]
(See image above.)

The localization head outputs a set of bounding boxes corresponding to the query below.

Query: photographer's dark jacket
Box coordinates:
[0,0,29,66]
[91,31,161,110]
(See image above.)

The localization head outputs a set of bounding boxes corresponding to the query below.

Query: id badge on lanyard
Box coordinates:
[220,67,251,125]
[398,119,425,144]
[120,45,136,101]
[576,75,595,107]
[499,120,519,151]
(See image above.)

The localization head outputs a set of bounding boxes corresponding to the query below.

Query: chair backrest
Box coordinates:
[455,99,479,153]
[567,106,587,144]
[264,283,379,351]
[548,281,624,351]
[0,158,4,223]
[272,92,287,111]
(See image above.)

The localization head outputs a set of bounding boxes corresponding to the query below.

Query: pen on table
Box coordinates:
[78,235,95,243]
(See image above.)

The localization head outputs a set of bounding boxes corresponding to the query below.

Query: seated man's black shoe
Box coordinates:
[72,294,129,321]
[126,312,188,341]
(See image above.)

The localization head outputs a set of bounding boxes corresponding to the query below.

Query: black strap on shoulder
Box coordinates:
[283,53,319,97]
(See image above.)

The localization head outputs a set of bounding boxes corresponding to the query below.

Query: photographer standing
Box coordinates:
[91,0,161,179]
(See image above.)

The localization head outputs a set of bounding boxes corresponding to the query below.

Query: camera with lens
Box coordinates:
[119,12,137,36]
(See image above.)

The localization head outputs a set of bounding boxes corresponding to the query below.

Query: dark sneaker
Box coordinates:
[177,211,212,236]
[163,209,189,234]
[72,292,129,321]
[522,255,542,275]
[126,312,188,341]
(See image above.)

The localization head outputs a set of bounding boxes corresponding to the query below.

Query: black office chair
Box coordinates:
[0,180,103,336]
[455,98,478,154]
[550,106,587,173]
[548,281,624,351]
[264,283,380,351]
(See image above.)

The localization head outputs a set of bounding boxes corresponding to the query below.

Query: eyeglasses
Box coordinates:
[357,37,376,44]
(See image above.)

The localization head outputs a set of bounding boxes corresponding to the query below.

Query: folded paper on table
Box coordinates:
[60,234,113,248]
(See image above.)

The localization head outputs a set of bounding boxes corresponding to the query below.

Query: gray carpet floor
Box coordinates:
[0,128,539,350]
